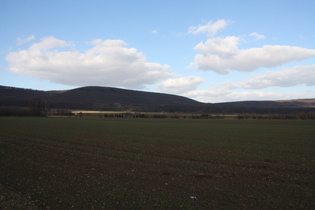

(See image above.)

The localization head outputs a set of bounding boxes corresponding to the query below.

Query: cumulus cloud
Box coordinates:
[158,76,204,94]
[188,19,228,36]
[190,36,315,74]
[6,36,173,89]
[225,65,315,89]
[29,36,70,51]
[194,36,240,58]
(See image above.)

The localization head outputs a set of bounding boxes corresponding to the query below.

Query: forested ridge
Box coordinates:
[1,85,314,115]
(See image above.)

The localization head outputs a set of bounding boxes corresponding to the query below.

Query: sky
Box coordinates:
[1,0,315,103]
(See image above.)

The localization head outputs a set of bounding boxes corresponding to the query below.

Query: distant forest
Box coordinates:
[1,85,315,118]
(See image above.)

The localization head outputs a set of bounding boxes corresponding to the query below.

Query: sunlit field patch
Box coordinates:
[1,117,314,209]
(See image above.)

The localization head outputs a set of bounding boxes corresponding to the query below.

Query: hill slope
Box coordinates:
[1,85,314,113]
[0,86,202,112]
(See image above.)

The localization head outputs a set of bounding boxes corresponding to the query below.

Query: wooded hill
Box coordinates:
[1,85,314,114]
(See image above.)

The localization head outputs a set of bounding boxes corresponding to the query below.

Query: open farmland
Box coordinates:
[1,117,314,209]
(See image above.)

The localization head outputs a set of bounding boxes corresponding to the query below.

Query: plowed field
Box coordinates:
[1,117,314,209]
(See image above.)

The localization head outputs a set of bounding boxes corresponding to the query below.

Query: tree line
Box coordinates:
[0,98,47,116]
[237,112,315,120]
[1,97,315,120]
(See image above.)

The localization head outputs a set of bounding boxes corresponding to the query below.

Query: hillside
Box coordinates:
[1,85,314,113]
[0,86,202,112]
[217,99,315,108]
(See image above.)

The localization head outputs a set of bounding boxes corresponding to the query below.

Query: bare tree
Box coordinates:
[29,98,47,116]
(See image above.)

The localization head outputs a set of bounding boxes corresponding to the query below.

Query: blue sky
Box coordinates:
[1,0,315,102]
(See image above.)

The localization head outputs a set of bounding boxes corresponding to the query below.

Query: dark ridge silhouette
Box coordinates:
[1,85,314,113]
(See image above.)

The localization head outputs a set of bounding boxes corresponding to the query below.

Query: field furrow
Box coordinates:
[1,117,314,209]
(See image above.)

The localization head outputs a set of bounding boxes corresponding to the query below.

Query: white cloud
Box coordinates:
[29,36,70,51]
[6,36,173,89]
[190,36,315,74]
[188,19,228,36]
[194,36,240,58]
[249,32,265,40]
[184,88,232,103]
[17,35,35,45]
[182,64,315,103]
[158,76,204,94]
[225,65,315,89]
[151,30,158,34]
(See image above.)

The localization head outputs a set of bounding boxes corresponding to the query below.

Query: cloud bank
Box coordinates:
[6,37,173,89]
[190,36,315,74]
[226,65,315,89]
[184,64,315,102]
